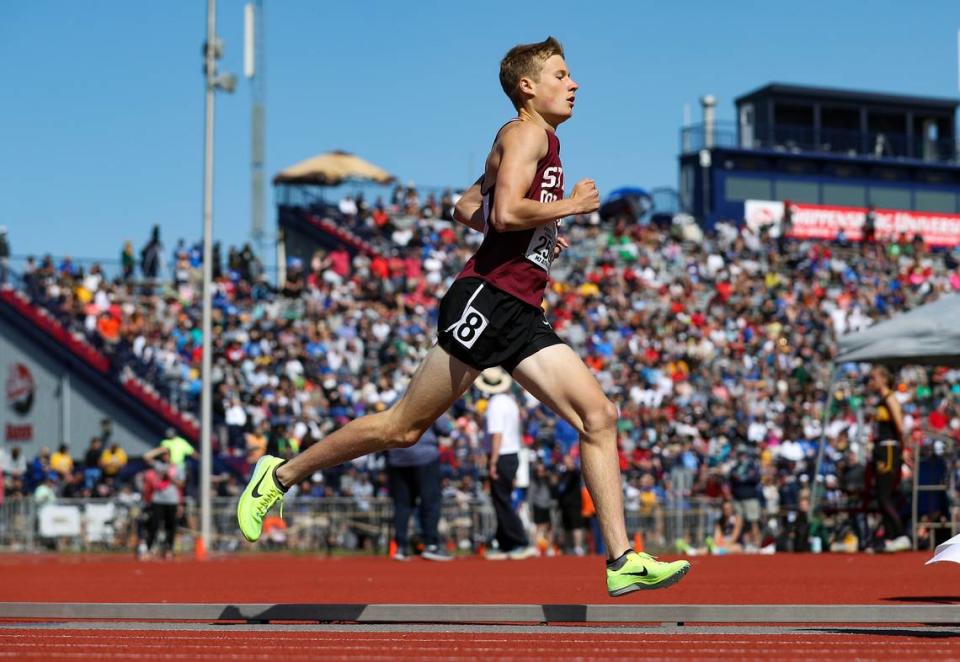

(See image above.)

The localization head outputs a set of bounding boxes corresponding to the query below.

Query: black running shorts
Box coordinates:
[436,278,565,372]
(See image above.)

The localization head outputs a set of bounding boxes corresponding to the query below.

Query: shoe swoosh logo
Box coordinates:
[624,567,649,577]
[251,472,269,499]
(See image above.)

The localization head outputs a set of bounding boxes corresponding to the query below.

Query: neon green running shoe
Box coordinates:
[606,551,691,597]
[237,455,286,542]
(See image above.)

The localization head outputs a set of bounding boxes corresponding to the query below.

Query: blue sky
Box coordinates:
[1,1,958,263]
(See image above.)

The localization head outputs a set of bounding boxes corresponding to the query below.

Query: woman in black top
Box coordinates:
[869,366,907,550]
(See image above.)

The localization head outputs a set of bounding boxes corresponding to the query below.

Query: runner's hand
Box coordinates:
[554,235,570,259]
[570,179,600,214]
[489,459,499,481]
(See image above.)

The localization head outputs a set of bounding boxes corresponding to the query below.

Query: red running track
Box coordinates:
[1,629,959,661]
[0,551,956,604]
[2,552,958,661]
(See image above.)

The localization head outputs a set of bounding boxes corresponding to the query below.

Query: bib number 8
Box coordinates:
[453,306,488,349]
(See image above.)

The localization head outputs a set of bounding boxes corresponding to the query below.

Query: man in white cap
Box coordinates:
[478,367,534,559]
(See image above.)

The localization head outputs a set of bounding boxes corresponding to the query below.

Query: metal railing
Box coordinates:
[681,121,960,164]
[3,492,952,555]
[0,496,499,555]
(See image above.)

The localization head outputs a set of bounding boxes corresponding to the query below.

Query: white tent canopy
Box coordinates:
[835,294,960,367]
[813,293,960,555]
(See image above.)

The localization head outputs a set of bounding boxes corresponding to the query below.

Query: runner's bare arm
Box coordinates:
[490,124,599,232]
[453,176,485,233]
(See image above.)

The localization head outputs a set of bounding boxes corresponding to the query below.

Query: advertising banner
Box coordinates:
[744,200,960,247]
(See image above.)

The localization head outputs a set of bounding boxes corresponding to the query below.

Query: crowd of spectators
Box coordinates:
[3,184,960,555]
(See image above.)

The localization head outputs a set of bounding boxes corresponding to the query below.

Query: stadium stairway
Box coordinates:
[278,204,385,259]
[0,286,199,443]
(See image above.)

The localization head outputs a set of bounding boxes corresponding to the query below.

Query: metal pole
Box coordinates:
[200,0,217,556]
[808,366,839,519]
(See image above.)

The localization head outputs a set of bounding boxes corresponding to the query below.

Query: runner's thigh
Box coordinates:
[510,343,612,434]
[389,344,481,431]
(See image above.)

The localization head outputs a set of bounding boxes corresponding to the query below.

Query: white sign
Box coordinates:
[39,504,82,538]
[744,200,784,233]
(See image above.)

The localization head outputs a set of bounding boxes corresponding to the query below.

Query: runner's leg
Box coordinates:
[276,345,480,488]
[511,344,630,559]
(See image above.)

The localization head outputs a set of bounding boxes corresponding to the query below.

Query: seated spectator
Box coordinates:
[82,437,104,489]
[49,444,74,479]
[100,442,128,479]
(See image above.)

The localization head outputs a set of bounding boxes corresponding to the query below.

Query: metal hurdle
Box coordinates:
[0,602,957,625]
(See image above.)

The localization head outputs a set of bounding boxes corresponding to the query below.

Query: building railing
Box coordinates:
[681,121,960,164]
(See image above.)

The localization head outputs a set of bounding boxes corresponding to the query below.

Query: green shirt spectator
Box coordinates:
[160,428,198,468]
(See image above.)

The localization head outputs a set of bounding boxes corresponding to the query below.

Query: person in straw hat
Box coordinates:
[477,367,535,560]
[238,36,688,595]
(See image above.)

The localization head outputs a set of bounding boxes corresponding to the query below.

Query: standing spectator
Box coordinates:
[869,366,910,552]
[120,241,136,282]
[555,454,586,555]
[863,204,877,245]
[225,397,248,452]
[0,226,9,286]
[730,447,762,550]
[49,444,73,479]
[34,475,56,507]
[142,446,183,559]
[1,446,27,487]
[778,201,792,255]
[386,416,452,561]
[246,422,268,469]
[528,462,554,554]
[480,369,534,560]
[161,428,198,469]
[140,225,163,280]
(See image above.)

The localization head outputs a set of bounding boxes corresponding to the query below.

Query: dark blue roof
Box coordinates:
[735,83,958,112]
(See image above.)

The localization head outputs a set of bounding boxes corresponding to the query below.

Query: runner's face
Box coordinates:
[530,55,578,124]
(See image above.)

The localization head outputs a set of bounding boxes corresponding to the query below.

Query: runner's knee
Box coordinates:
[380,414,428,449]
[579,399,618,437]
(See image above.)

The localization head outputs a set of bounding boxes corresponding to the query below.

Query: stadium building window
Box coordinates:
[914,190,958,213]
[868,187,911,210]
[774,180,819,204]
[822,184,866,207]
[724,176,772,201]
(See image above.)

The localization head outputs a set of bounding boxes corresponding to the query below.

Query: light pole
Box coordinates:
[200,0,235,557]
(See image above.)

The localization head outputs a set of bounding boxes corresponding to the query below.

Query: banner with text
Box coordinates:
[744,200,960,247]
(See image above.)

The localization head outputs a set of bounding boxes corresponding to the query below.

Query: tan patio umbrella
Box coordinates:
[273,150,395,186]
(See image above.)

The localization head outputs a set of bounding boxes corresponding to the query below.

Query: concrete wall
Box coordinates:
[0,319,161,459]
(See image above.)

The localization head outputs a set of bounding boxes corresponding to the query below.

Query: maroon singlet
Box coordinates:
[456,123,564,308]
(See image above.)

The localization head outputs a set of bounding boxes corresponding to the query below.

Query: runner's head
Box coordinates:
[499,36,577,125]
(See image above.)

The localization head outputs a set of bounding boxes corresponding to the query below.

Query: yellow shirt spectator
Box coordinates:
[50,445,74,477]
[99,445,128,477]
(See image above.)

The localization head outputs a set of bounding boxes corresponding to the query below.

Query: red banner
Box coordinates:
[787,202,960,247]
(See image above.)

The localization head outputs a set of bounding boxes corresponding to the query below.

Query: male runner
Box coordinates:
[238,36,690,595]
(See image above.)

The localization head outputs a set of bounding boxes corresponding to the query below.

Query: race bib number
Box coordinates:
[449,306,489,349]
[525,222,558,271]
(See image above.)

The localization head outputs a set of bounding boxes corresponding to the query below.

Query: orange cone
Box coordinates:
[633,530,644,554]
[477,542,486,559]
[194,537,207,561]
[388,538,398,558]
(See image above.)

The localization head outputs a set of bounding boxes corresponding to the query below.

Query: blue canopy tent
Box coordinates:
[599,187,653,223]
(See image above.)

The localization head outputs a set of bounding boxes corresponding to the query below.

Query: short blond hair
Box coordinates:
[499,36,565,109]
